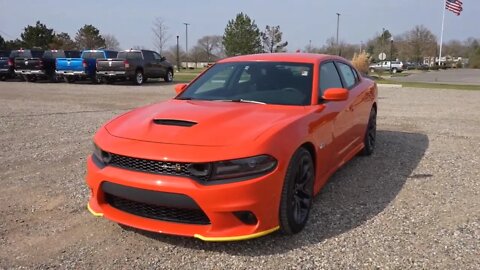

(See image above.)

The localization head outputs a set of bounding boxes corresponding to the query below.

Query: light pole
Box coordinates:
[176,35,180,72]
[336,13,341,56]
[390,37,394,73]
[183,23,190,54]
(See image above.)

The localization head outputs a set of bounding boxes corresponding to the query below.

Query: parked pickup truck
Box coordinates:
[369,61,405,74]
[96,49,174,85]
[0,50,13,80]
[56,50,117,83]
[13,49,45,81]
[14,50,81,82]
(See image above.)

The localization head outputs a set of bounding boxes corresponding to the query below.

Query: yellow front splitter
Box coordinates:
[87,203,279,241]
[194,226,280,242]
[87,203,104,217]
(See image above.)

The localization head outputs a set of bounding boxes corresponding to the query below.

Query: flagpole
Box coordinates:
[438,0,447,66]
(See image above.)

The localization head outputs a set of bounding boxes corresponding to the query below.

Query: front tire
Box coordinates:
[279,148,315,235]
[361,108,377,156]
[164,70,173,82]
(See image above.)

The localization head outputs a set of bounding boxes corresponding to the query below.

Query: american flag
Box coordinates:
[446,0,463,16]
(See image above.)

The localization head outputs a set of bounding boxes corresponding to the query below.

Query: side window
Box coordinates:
[336,62,357,89]
[143,51,154,61]
[153,52,162,60]
[319,62,343,97]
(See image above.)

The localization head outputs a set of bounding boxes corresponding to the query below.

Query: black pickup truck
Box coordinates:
[96,49,174,85]
[0,50,13,80]
[14,50,81,82]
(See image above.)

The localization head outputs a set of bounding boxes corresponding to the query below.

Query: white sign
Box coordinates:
[378,52,387,61]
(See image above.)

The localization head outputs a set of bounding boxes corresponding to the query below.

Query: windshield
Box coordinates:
[178,62,313,106]
[117,51,143,60]
[82,51,105,59]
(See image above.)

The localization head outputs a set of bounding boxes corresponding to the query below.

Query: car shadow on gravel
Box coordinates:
[131,130,429,255]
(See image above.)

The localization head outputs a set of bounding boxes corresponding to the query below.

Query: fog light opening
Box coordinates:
[233,211,258,225]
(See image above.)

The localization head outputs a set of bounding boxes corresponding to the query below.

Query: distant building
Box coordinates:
[423,56,469,67]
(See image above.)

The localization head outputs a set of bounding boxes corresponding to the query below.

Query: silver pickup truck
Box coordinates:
[369,61,404,73]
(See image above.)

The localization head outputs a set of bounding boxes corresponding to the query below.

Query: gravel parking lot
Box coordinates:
[0,80,479,269]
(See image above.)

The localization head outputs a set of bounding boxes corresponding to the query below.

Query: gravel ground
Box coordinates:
[0,80,479,269]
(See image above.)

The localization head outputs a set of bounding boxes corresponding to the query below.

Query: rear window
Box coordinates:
[65,51,81,58]
[82,51,105,59]
[117,51,143,60]
[43,51,66,58]
[11,50,32,58]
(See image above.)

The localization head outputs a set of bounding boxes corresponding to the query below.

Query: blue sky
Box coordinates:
[0,0,479,52]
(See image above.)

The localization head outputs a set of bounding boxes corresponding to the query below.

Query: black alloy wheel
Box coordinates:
[361,107,377,156]
[279,148,315,234]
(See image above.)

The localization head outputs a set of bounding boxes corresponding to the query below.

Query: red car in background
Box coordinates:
[86,53,378,241]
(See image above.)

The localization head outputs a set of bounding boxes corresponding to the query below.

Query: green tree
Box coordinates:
[49,32,77,50]
[0,35,5,49]
[4,39,24,50]
[365,29,396,61]
[223,13,262,56]
[74,24,105,49]
[20,21,55,49]
[261,25,288,53]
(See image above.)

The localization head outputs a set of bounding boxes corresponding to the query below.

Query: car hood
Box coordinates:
[105,99,306,147]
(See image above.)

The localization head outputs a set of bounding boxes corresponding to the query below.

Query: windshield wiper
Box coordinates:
[214,99,266,105]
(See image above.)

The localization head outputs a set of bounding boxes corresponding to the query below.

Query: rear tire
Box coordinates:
[134,70,144,85]
[279,148,315,235]
[361,108,377,156]
[164,70,173,82]
[391,68,398,74]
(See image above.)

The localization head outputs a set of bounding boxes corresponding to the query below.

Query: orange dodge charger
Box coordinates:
[86,53,378,241]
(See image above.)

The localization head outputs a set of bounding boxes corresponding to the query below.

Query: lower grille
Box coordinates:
[105,193,211,225]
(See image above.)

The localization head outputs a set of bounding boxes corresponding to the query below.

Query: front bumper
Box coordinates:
[86,154,282,241]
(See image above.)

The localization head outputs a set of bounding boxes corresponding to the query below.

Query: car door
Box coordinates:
[335,61,365,156]
[316,61,355,166]
[153,52,166,78]
[142,51,155,77]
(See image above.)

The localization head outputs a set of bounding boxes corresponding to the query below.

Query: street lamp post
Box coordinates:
[176,35,180,72]
[183,23,190,61]
[336,13,341,56]
[390,38,394,73]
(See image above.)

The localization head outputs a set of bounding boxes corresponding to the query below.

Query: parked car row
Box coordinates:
[0,49,174,85]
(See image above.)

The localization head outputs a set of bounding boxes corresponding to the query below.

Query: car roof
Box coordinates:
[218,53,347,64]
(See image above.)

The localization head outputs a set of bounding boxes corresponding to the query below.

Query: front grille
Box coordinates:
[108,153,208,181]
[105,193,211,225]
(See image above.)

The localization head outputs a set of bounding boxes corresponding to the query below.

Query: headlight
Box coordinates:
[92,143,111,165]
[188,155,277,181]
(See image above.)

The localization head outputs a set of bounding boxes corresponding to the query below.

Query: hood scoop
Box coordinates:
[153,119,197,127]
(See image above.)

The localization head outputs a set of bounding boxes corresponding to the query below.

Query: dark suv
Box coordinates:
[96,49,174,85]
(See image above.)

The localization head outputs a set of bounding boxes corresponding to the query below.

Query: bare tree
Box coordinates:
[132,45,147,50]
[104,34,120,50]
[163,45,186,68]
[396,25,437,63]
[197,35,222,62]
[152,17,170,54]
[261,25,288,53]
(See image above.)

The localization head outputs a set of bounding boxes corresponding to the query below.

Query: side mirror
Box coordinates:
[322,88,349,101]
[161,56,166,61]
[174,83,188,94]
